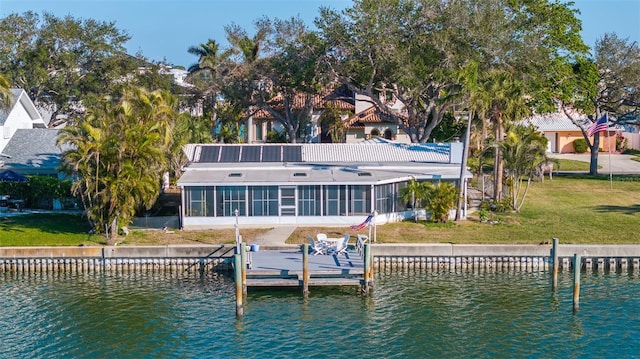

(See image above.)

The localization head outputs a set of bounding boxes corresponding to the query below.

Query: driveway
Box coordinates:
[547,153,640,174]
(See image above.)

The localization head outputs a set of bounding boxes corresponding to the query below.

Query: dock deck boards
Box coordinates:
[244,249,365,288]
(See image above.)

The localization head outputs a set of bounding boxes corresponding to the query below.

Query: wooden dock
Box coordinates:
[245,249,366,287]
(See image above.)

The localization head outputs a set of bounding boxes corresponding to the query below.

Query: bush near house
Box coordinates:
[0,176,75,209]
[573,138,588,153]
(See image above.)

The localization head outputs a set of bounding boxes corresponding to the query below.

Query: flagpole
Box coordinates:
[608,120,612,190]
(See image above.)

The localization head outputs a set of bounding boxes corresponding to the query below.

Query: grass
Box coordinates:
[1,175,640,246]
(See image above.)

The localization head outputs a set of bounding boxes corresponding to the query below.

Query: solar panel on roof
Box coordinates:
[262,146,281,162]
[220,146,241,162]
[199,146,220,162]
[241,146,261,162]
[283,146,302,162]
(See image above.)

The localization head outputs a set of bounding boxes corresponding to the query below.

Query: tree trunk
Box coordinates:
[493,117,504,201]
[589,133,600,175]
[455,110,472,221]
[106,217,118,246]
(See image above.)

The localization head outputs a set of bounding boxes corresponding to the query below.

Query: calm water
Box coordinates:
[1,269,639,358]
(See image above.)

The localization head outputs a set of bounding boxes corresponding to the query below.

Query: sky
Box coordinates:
[1,0,639,69]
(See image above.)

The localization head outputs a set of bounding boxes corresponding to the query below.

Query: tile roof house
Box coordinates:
[177,138,470,229]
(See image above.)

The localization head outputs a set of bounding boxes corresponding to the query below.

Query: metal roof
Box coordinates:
[184,139,454,164]
[178,139,468,187]
[177,162,466,186]
[522,112,587,131]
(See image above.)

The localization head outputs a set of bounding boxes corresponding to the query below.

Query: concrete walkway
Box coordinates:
[250,226,297,247]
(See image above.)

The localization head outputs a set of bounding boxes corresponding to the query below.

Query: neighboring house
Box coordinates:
[247,85,415,144]
[344,105,411,143]
[0,89,46,154]
[523,112,617,153]
[248,85,355,143]
[176,138,470,229]
[0,128,71,177]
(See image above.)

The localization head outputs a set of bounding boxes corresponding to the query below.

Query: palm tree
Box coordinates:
[187,39,229,123]
[474,69,530,202]
[424,182,459,223]
[500,124,548,212]
[58,87,177,244]
[400,179,428,222]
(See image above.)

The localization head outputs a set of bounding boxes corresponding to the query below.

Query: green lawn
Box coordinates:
[0,213,103,246]
[2,175,640,246]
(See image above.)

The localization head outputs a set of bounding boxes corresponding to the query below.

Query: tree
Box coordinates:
[317,0,465,143]
[500,124,548,212]
[58,87,177,244]
[400,178,428,222]
[186,39,230,123]
[424,182,459,223]
[168,112,213,185]
[560,34,640,175]
[220,17,328,143]
[319,103,348,143]
[0,73,9,108]
[0,12,140,125]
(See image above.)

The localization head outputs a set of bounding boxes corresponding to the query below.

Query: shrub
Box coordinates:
[573,138,588,153]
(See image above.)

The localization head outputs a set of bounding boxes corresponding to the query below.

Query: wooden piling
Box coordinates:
[552,238,559,291]
[302,244,309,296]
[234,254,243,318]
[363,244,370,293]
[241,243,247,295]
[573,254,581,314]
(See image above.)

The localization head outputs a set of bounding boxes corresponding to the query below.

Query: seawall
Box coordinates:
[2,244,640,273]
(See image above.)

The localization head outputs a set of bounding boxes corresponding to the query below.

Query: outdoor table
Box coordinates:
[321,237,344,253]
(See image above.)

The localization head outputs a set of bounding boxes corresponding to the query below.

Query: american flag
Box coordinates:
[587,114,608,137]
[350,214,373,230]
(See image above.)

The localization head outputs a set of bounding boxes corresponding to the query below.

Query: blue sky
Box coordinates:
[1,0,639,68]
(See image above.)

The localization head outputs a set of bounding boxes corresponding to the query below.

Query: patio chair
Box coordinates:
[335,234,351,256]
[309,237,327,255]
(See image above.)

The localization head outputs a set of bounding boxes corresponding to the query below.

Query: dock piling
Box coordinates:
[241,243,247,295]
[552,238,559,291]
[234,254,243,318]
[573,253,581,314]
[302,244,309,296]
[363,244,371,293]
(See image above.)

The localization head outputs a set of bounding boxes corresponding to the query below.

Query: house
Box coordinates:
[176,138,471,229]
[247,85,355,143]
[523,112,617,153]
[0,128,71,177]
[247,86,413,144]
[0,89,46,155]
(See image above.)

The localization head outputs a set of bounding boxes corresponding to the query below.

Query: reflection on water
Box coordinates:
[1,270,639,358]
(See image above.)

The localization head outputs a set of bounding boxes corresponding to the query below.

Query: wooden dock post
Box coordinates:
[573,254,581,314]
[302,244,309,296]
[368,243,374,285]
[552,238,559,291]
[363,243,371,293]
[234,254,243,318]
[241,243,247,295]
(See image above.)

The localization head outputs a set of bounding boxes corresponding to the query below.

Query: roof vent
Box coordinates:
[228,173,242,177]
[358,172,372,176]
[293,172,307,177]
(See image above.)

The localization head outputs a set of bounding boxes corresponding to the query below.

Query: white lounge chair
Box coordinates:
[335,234,351,256]
[309,237,327,255]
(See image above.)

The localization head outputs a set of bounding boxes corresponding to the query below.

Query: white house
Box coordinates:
[176,138,471,229]
[0,89,46,154]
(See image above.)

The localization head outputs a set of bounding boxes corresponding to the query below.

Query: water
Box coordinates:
[1,269,639,358]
